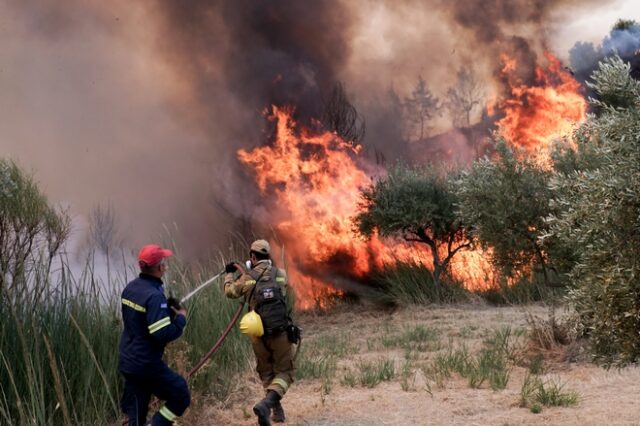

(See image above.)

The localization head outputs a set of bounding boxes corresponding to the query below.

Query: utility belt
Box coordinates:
[262,321,301,344]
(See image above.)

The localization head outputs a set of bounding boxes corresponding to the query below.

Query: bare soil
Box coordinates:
[186,304,640,426]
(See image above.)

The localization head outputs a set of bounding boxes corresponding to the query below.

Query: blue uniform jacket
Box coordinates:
[118,273,186,375]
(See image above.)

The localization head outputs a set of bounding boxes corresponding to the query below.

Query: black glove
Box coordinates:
[167,297,181,310]
[225,262,238,273]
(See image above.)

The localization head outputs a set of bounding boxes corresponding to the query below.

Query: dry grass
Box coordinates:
[185,303,640,426]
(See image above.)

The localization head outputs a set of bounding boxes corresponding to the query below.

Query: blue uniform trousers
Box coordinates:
[121,363,190,426]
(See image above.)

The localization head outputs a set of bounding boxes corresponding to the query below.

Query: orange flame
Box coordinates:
[238,107,494,308]
[496,52,587,166]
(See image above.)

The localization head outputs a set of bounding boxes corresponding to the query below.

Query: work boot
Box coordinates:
[253,391,280,426]
[272,400,285,423]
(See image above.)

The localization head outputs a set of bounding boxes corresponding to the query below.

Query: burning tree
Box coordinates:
[547,56,640,365]
[322,82,366,144]
[456,142,556,286]
[355,165,472,287]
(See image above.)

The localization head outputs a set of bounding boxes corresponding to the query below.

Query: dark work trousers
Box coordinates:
[251,331,295,397]
[121,363,190,426]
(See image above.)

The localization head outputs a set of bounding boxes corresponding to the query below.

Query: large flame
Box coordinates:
[494,52,587,165]
[238,107,493,308]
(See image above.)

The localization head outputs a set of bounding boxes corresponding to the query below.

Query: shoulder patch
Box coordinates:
[161,303,168,308]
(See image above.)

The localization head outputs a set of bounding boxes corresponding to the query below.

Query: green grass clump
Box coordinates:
[296,354,337,380]
[520,374,579,411]
[423,327,523,391]
[381,324,440,353]
[357,358,396,388]
[294,332,356,382]
[400,360,417,392]
[342,357,395,388]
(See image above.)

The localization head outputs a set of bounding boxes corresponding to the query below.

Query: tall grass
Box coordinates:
[171,264,252,399]
[0,249,255,425]
[0,257,122,425]
[373,261,469,305]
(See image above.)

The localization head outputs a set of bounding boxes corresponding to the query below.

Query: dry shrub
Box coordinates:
[525,307,586,363]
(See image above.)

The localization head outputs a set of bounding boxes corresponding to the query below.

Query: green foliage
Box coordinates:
[546,56,640,365]
[0,159,70,290]
[0,259,122,425]
[587,56,640,110]
[173,268,252,398]
[456,143,557,285]
[355,165,471,285]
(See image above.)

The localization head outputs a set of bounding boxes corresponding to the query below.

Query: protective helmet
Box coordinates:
[239,311,264,337]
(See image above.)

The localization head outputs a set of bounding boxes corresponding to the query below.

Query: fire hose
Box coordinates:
[120,271,302,424]
[121,271,241,425]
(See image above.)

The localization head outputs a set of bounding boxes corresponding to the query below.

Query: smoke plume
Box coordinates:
[0,0,618,261]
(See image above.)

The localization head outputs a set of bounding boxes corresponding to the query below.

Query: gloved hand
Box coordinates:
[167,297,181,320]
[225,262,238,273]
[167,297,182,311]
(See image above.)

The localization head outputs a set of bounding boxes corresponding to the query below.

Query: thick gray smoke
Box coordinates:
[570,21,640,84]
[0,0,617,262]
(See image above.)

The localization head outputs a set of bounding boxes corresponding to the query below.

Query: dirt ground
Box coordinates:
[187,304,640,426]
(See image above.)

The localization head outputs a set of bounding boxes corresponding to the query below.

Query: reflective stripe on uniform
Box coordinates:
[148,317,171,334]
[122,298,146,312]
[159,405,178,421]
[271,378,289,392]
[276,277,285,283]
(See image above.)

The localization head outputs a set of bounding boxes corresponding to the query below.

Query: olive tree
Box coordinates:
[354,165,471,286]
[546,56,640,365]
[0,159,70,291]
[456,142,556,285]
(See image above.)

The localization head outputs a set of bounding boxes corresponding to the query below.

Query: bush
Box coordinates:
[547,56,640,365]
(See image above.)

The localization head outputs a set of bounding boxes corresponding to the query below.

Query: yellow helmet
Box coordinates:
[239,311,264,337]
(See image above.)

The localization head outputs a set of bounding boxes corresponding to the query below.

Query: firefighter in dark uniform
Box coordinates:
[119,244,191,425]
[224,239,294,426]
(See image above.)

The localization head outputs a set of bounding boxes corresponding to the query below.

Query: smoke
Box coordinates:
[0,0,619,262]
[570,21,640,84]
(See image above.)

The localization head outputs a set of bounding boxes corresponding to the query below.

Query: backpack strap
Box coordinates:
[245,267,268,310]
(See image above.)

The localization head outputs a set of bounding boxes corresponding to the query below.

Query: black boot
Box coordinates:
[272,400,285,423]
[253,391,280,426]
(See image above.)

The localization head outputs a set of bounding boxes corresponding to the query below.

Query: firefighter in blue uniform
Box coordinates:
[119,244,191,425]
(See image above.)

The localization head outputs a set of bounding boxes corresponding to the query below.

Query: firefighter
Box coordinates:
[119,244,191,426]
[224,239,294,426]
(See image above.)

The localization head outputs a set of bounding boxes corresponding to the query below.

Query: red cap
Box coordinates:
[138,244,173,266]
